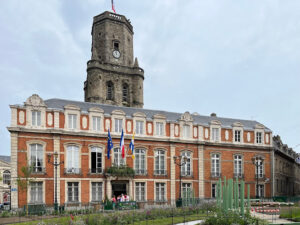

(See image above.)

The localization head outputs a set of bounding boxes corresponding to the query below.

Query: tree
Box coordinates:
[17,165,35,215]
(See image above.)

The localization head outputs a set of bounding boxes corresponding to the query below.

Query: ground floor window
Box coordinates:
[30,182,43,203]
[91,182,102,202]
[135,182,145,202]
[257,184,264,197]
[182,183,192,198]
[68,182,79,202]
[155,183,165,202]
[211,183,216,198]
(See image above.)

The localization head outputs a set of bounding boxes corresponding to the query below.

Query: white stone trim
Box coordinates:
[88,107,104,133]
[26,140,47,168]
[111,110,126,134]
[134,180,148,201]
[27,179,45,204]
[64,105,81,131]
[88,144,106,172]
[10,133,18,209]
[154,180,167,201]
[65,180,81,203]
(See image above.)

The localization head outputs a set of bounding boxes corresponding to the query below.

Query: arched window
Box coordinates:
[113,147,125,166]
[106,81,114,100]
[66,145,80,174]
[122,83,129,102]
[3,170,10,185]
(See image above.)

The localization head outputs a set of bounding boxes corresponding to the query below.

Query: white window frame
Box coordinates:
[30,182,43,204]
[155,122,164,136]
[256,132,263,144]
[31,110,41,126]
[136,120,144,135]
[91,182,103,202]
[66,145,80,174]
[211,127,220,142]
[113,147,125,167]
[256,184,264,198]
[30,144,44,173]
[135,182,146,202]
[114,118,123,133]
[181,151,192,176]
[182,125,190,139]
[255,158,264,178]
[211,153,220,177]
[135,148,146,175]
[234,155,243,177]
[155,182,166,202]
[211,183,217,198]
[92,116,101,131]
[67,182,79,203]
[68,114,77,129]
[234,130,241,142]
[154,149,166,175]
[90,146,103,173]
[2,170,10,185]
[182,183,192,198]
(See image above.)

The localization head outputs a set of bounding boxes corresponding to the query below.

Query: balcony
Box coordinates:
[135,169,147,176]
[89,168,102,174]
[64,168,81,175]
[154,170,167,176]
[233,173,244,179]
[211,172,221,178]
[31,167,46,174]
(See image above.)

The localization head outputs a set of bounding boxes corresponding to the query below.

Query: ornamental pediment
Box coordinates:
[25,94,46,108]
[64,104,80,111]
[153,114,166,120]
[254,124,265,129]
[133,112,146,118]
[88,107,104,113]
[180,111,193,122]
[232,122,244,127]
[112,109,126,116]
[210,120,221,125]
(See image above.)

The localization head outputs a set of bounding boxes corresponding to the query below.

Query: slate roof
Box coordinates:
[0,155,11,164]
[44,98,271,132]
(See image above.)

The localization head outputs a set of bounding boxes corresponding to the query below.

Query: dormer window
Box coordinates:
[182,125,190,138]
[234,130,241,142]
[256,132,262,144]
[211,128,219,142]
[32,111,41,126]
[68,114,77,129]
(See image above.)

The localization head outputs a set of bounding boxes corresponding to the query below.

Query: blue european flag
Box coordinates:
[107,129,113,159]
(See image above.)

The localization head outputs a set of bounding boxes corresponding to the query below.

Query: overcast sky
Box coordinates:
[0,0,300,156]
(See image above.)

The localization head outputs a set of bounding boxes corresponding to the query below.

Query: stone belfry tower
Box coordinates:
[84,11,144,108]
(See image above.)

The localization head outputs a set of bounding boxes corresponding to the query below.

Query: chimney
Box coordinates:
[210,113,217,117]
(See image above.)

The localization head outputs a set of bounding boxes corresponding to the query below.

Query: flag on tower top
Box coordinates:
[111,0,116,13]
[120,129,125,158]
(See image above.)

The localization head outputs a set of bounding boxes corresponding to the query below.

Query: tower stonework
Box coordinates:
[84,11,144,108]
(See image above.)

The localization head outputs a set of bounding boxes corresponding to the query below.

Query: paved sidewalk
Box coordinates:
[251,211,294,224]
[176,220,203,225]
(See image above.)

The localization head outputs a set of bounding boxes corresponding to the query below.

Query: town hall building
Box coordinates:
[9,11,274,209]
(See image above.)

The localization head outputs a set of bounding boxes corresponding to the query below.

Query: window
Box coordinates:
[256,132,262,144]
[181,151,191,176]
[30,182,43,203]
[255,158,264,178]
[234,155,242,177]
[182,183,192,198]
[68,182,79,202]
[156,122,164,136]
[234,130,241,142]
[92,116,101,131]
[211,154,220,177]
[32,111,41,126]
[113,147,124,166]
[155,150,166,175]
[136,121,144,135]
[66,145,80,173]
[122,84,129,102]
[91,182,102,202]
[212,128,219,141]
[257,184,264,197]
[91,146,102,173]
[155,183,165,201]
[182,125,190,138]
[135,182,145,202]
[211,184,217,198]
[68,114,77,129]
[30,144,43,173]
[113,41,119,50]
[115,119,123,133]
[3,170,10,185]
[135,148,146,175]
[106,81,114,100]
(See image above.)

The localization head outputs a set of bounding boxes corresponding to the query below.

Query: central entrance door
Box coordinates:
[112,181,128,197]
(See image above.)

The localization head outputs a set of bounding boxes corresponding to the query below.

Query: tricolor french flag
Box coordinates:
[120,129,125,158]
[111,0,116,13]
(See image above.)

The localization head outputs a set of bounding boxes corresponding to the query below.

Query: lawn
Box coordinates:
[280,206,300,222]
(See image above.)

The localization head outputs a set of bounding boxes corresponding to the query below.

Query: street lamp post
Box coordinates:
[173,155,187,205]
[252,156,264,199]
[47,152,64,212]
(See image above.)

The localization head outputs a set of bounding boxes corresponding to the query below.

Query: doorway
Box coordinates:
[112,181,127,198]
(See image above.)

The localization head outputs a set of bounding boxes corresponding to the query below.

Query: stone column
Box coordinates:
[129,179,133,199]
[53,135,61,204]
[10,132,18,209]
[106,178,112,199]
[170,144,176,204]
[198,145,204,198]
